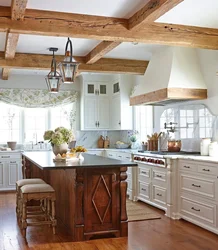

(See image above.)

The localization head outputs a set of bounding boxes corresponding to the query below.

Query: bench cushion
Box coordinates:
[21,184,54,194]
[17,178,45,187]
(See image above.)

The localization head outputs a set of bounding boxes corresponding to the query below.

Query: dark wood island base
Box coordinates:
[22,152,137,242]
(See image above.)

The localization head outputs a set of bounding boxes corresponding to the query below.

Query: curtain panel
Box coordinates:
[0,89,78,108]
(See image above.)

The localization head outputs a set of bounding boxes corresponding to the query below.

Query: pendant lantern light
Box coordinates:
[58,37,80,83]
[45,48,62,93]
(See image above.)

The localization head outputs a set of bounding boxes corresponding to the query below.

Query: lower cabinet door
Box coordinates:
[138,182,150,200]
[84,168,120,234]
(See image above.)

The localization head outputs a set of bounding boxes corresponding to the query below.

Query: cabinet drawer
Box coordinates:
[179,161,197,172]
[180,197,216,226]
[152,170,166,182]
[138,166,151,182]
[180,175,216,199]
[116,152,131,161]
[87,151,104,156]
[198,165,217,176]
[138,182,150,200]
[105,151,116,158]
[152,186,166,205]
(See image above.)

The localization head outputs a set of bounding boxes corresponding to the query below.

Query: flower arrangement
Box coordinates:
[128,130,139,142]
[43,127,75,146]
[71,145,87,153]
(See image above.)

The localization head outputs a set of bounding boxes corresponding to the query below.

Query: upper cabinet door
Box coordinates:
[84,97,98,130]
[85,83,97,96]
[113,82,120,95]
[85,82,108,96]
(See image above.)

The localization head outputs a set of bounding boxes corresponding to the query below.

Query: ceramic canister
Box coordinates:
[200,138,211,156]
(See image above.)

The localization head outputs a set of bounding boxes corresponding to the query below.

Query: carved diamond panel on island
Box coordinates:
[92,175,112,224]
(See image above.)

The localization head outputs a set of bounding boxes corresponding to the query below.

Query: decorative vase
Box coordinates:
[7,141,17,150]
[52,143,68,156]
[131,142,137,149]
[76,152,84,161]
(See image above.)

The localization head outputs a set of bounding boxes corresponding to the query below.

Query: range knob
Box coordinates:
[160,160,165,165]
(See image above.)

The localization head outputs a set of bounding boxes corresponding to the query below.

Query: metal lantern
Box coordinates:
[58,37,80,84]
[45,48,62,93]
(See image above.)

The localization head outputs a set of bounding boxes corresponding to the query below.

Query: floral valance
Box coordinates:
[0,89,78,108]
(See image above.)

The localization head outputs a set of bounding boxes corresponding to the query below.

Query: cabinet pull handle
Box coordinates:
[192,184,201,188]
[141,171,147,175]
[156,174,162,178]
[97,121,100,127]
[95,121,97,127]
[118,156,122,158]
[183,165,190,168]
[109,154,112,156]
[10,161,16,164]
[191,207,200,212]
[157,193,162,197]
[202,168,210,172]
[2,156,10,158]
[141,188,146,191]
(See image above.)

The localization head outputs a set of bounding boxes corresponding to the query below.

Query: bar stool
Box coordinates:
[20,183,56,238]
[16,178,46,220]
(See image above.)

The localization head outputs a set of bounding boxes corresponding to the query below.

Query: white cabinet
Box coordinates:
[0,152,22,191]
[137,162,167,211]
[178,159,218,234]
[110,75,133,130]
[81,82,110,130]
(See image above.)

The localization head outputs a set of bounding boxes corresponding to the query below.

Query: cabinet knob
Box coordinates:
[118,121,121,125]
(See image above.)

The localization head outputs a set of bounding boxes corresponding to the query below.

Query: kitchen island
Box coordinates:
[22,151,137,241]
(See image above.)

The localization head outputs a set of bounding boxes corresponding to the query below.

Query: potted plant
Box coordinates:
[43,127,75,155]
[128,130,139,149]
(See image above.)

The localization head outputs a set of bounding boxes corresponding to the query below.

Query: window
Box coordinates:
[0,103,20,143]
[24,108,47,143]
[0,102,76,145]
[134,106,153,142]
[50,103,75,130]
[160,105,214,139]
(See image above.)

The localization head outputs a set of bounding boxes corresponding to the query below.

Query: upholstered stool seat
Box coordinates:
[16,178,46,219]
[20,183,56,238]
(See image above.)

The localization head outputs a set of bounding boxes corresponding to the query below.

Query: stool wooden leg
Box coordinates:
[51,200,56,234]
[21,200,27,238]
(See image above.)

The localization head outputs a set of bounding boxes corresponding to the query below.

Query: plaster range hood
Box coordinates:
[130,47,207,106]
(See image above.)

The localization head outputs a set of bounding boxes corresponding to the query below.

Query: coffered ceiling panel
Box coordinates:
[27,0,148,18]
[105,43,165,60]
[16,35,101,56]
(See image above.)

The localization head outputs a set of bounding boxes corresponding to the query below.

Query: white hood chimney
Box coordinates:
[130,47,207,106]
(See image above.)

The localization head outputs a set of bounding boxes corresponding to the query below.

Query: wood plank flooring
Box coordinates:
[0,192,218,250]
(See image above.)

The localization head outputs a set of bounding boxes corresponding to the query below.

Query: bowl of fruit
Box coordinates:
[115,141,130,149]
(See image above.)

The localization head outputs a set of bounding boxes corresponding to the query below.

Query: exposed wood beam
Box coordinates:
[128,0,183,30]
[0,52,148,75]
[2,1,28,80]
[11,0,28,20]
[85,41,121,64]
[0,7,217,50]
[83,0,183,65]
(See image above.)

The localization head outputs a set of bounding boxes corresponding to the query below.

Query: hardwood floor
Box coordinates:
[0,192,218,250]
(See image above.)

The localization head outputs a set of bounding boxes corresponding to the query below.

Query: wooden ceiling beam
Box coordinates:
[85,41,121,64]
[128,0,183,30]
[0,52,148,75]
[0,7,216,49]
[2,1,28,80]
[85,0,183,65]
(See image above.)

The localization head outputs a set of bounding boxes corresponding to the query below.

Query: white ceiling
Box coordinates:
[1,0,218,76]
